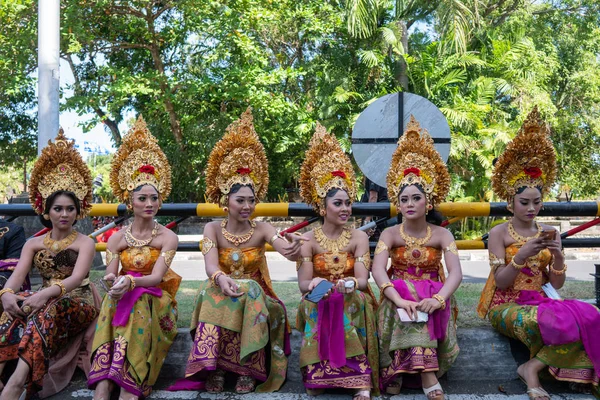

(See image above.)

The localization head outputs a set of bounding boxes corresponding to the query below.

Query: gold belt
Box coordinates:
[44,277,90,288]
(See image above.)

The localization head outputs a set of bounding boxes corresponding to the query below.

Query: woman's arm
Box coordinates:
[297,238,317,294]
[544,229,566,290]
[202,223,242,298]
[351,230,370,291]
[436,229,462,300]
[262,223,308,261]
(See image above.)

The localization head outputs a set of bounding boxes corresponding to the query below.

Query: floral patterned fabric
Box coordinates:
[88,246,179,398]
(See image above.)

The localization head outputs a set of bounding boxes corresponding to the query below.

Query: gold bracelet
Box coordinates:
[210,271,226,288]
[0,288,15,299]
[52,281,67,297]
[379,282,394,294]
[510,258,526,270]
[549,262,567,275]
[433,294,446,310]
[126,275,136,291]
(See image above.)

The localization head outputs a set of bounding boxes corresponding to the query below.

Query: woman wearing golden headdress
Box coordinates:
[0,130,100,399]
[179,108,305,394]
[88,117,180,400]
[478,107,600,399]
[372,116,461,400]
[295,124,379,400]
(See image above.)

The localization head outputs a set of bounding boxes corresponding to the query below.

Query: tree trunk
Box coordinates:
[395,20,409,91]
[22,157,27,193]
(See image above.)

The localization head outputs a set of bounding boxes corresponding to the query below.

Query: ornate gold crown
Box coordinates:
[299,123,356,213]
[29,129,93,218]
[205,108,269,206]
[110,116,172,204]
[492,106,557,200]
[386,115,450,208]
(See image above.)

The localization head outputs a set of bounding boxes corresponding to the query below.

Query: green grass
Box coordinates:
[88,271,597,329]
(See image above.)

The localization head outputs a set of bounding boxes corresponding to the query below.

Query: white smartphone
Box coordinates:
[397,308,429,323]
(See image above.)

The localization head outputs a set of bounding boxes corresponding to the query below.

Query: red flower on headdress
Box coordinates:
[236,167,252,175]
[524,167,542,179]
[403,167,421,177]
[139,165,155,175]
[331,170,346,179]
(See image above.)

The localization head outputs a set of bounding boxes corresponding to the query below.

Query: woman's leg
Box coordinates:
[517,358,550,400]
[118,387,139,400]
[0,359,29,400]
[92,379,114,400]
[421,371,443,400]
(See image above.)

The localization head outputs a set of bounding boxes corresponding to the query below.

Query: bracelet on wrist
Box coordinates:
[432,294,446,310]
[51,281,67,297]
[0,288,15,299]
[510,258,526,270]
[379,282,394,294]
[126,275,136,291]
[549,262,567,276]
[210,271,226,288]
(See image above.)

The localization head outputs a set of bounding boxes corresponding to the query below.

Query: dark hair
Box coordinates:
[132,184,159,194]
[397,184,443,226]
[515,185,542,195]
[230,183,255,196]
[39,190,80,229]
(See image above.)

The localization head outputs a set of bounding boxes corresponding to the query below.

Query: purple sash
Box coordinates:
[317,291,346,368]
[112,272,162,327]
[517,290,600,379]
[393,279,451,341]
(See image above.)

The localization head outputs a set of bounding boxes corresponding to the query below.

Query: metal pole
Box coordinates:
[38,0,61,155]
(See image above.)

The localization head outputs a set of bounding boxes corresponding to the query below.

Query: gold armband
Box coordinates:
[549,261,567,276]
[444,241,459,256]
[374,240,389,256]
[201,237,215,255]
[510,258,526,270]
[355,251,371,271]
[433,294,446,310]
[296,256,312,271]
[105,249,120,266]
[269,233,284,245]
[160,250,177,267]
[488,252,506,269]
[52,281,67,297]
[379,282,394,294]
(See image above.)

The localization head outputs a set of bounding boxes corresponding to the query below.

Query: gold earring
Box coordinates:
[126,203,133,211]
[43,214,49,220]
[319,209,326,216]
[223,207,229,213]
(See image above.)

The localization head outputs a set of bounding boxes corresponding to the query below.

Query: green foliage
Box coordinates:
[1,0,599,217]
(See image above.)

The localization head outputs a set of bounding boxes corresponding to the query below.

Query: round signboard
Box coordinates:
[352,92,451,188]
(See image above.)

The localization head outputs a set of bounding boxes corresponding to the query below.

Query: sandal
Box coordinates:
[206,369,225,393]
[527,387,551,400]
[235,375,255,394]
[423,382,444,400]
[386,376,403,395]
[352,388,371,400]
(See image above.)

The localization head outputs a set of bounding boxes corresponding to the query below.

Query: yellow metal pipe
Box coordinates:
[90,204,120,217]
[597,201,600,216]
[390,203,398,217]
[456,240,486,250]
[196,203,226,217]
[436,202,491,217]
[254,203,290,217]
[95,243,107,252]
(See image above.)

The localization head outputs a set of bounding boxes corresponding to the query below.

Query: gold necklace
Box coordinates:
[44,230,78,253]
[125,221,159,248]
[314,226,352,280]
[399,224,432,264]
[508,219,541,243]
[221,219,256,247]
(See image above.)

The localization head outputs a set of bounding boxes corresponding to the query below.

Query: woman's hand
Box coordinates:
[395,298,419,320]
[543,237,563,257]
[516,237,545,260]
[417,297,443,314]
[1,292,26,319]
[21,291,51,316]
[217,275,244,298]
[108,275,130,300]
[281,232,310,259]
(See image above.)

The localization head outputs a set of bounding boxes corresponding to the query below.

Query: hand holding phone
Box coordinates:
[541,229,556,241]
[397,308,429,323]
[305,280,334,303]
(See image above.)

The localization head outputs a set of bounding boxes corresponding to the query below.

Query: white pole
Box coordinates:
[38,0,60,155]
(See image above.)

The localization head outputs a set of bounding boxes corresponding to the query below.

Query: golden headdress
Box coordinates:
[386,115,450,209]
[299,123,356,213]
[492,106,556,200]
[205,108,269,206]
[110,116,172,204]
[29,128,93,218]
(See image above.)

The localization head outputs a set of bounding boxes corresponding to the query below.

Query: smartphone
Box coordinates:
[98,278,113,292]
[397,308,429,323]
[305,280,334,303]
[541,229,556,241]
